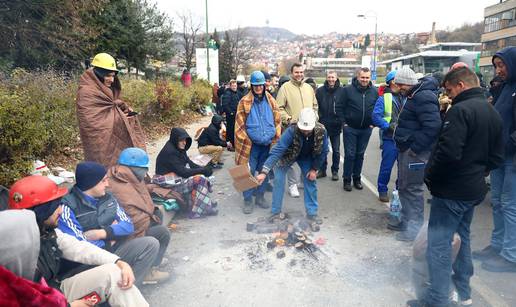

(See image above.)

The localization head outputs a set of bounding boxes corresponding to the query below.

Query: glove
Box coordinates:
[202,166,213,177]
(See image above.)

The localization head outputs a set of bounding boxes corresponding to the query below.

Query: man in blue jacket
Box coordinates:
[58,161,168,285]
[255,108,329,226]
[392,67,441,241]
[336,67,379,191]
[372,70,404,202]
[474,46,516,272]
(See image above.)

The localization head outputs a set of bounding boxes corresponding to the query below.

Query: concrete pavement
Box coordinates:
[141,118,515,306]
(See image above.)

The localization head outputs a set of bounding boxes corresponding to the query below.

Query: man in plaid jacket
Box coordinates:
[234,71,281,214]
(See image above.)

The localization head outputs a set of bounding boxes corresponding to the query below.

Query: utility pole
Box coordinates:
[205,0,210,82]
[357,11,378,82]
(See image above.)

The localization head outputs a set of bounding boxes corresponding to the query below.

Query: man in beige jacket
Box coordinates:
[276,63,318,197]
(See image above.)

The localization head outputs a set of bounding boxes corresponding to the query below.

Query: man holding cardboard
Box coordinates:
[256,108,328,226]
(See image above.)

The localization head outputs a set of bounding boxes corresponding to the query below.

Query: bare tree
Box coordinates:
[224,27,251,76]
[176,11,202,71]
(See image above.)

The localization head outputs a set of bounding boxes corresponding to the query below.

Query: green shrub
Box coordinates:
[190,79,212,110]
[0,69,78,185]
[0,70,214,186]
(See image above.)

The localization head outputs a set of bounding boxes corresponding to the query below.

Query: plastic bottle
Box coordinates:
[390,190,402,219]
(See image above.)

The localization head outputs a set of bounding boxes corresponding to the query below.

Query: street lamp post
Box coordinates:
[205,0,210,82]
[357,12,378,82]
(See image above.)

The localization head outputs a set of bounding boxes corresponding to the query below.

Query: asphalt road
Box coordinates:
[140,117,515,307]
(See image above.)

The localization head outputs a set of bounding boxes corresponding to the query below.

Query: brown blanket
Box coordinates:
[108,165,159,238]
[76,69,146,167]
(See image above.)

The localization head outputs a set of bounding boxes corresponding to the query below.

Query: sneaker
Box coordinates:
[481,254,516,272]
[379,193,389,203]
[217,162,224,166]
[255,195,269,209]
[307,214,323,225]
[331,172,339,181]
[343,180,352,192]
[316,170,327,178]
[267,212,286,223]
[396,230,417,242]
[142,268,170,285]
[288,184,300,198]
[243,199,254,214]
[472,245,500,261]
[353,177,363,190]
[210,162,223,169]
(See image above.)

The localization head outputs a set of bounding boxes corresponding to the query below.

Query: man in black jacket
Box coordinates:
[198,114,226,168]
[221,80,241,148]
[336,67,379,191]
[156,128,213,178]
[316,70,344,180]
[418,67,504,307]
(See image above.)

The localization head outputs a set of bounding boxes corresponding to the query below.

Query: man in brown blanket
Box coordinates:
[76,53,146,167]
[108,147,170,284]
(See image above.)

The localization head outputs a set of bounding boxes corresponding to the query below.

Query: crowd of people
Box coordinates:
[1,45,515,307]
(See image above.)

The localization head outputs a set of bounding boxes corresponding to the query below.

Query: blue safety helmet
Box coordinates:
[118,147,150,168]
[250,71,265,86]
[385,70,397,84]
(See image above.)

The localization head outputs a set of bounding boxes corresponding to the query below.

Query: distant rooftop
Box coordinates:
[380,50,480,64]
[420,42,481,50]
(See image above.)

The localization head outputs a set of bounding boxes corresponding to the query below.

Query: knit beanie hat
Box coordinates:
[394,67,419,86]
[75,161,107,191]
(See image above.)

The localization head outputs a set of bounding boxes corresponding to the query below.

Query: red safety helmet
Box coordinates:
[8,176,68,210]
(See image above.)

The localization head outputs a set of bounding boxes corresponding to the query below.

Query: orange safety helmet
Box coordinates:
[8,176,68,210]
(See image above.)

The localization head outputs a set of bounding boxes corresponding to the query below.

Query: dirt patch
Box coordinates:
[341,208,390,235]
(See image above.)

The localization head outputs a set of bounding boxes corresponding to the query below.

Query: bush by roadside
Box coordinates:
[0,70,212,186]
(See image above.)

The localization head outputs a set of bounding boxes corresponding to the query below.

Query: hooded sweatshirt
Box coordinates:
[493,47,516,158]
[198,115,226,147]
[156,127,211,178]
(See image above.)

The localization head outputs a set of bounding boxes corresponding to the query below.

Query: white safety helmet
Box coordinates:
[297,108,317,131]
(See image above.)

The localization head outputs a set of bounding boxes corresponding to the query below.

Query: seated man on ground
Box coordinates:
[155,127,218,218]
[7,175,148,307]
[59,160,170,285]
[197,114,227,169]
[106,149,171,284]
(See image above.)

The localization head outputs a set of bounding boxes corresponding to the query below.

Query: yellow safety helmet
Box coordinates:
[91,53,118,71]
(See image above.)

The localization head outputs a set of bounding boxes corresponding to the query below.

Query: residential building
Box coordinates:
[479,0,516,81]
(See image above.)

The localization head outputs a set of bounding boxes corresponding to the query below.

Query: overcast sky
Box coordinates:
[155,0,497,35]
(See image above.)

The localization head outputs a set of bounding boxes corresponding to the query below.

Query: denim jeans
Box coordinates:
[271,159,318,216]
[490,158,516,262]
[426,196,483,306]
[342,126,372,179]
[322,133,341,174]
[377,139,398,194]
[243,144,270,201]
